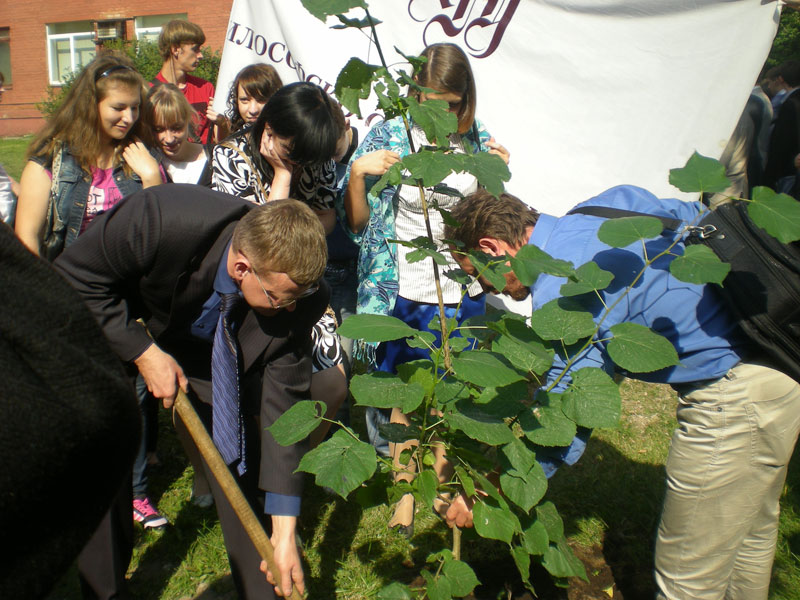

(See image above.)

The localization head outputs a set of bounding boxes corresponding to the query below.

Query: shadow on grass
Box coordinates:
[547,438,666,599]
[301,493,363,597]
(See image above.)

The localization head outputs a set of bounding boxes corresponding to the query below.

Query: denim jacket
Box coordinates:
[47,145,156,248]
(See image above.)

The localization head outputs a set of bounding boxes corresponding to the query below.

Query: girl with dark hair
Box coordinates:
[16,53,163,258]
[340,43,511,534]
[226,63,283,132]
[213,81,345,223]
[212,80,349,447]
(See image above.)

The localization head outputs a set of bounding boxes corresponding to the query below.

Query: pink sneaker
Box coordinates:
[133,496,168,529]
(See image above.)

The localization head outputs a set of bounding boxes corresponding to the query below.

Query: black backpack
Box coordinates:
[569,202,800,383]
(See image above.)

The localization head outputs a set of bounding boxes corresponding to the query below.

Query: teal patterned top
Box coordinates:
[336,115,492,363]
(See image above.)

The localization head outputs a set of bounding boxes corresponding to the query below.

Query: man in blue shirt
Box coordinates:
[444,186,800,600]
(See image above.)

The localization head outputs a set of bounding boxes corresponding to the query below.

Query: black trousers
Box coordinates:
[174,396,277,600]
[77,476,134,600]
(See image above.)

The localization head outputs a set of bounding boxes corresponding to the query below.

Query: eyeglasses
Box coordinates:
[249,265,318,309]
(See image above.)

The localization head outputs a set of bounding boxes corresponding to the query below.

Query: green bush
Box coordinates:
[765,9,800,71]
[36,39,222,118]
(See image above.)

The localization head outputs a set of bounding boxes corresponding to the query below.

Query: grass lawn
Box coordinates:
[0,135,796,599]
[41,380,800,600]
[0,135,31,180]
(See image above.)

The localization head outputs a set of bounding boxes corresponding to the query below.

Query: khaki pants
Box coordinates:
[655,362,800,600]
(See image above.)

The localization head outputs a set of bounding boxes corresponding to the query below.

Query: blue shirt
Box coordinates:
[191,244,301,517]
[530,185,747,473]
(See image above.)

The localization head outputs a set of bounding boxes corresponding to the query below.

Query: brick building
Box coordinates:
[0,1,233,136]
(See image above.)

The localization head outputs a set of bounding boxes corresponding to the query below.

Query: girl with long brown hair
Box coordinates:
[15,53,163,258]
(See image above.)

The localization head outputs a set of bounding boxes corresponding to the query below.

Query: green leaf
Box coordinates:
[377,582,413,600]
[467,250,511,295]
[542,539,588,581]
[529,299,597,345]
[407,246,450,266]
[369,162,404,197]
[500,465,547,512]
[350,372,426,411]
[491,325,554,376]
[451,350,525,387]
[521,519,549,555]
[396,360,436,395]
[446,401,516,445]
[299,0,368,21]
[268,400,324,446]
[607,322,680,373]
[427,549,454,564]
[338,314,419,342]
[749,187,800,243]
[519,393,577,447]
[510,244,575,287]
[535,501,564,541]
[395,46,428,73]
[423,569,452,600]
[406,330,436,350]
[669,151,731,194]
[298,430,377,497]
[434,378,471,407]
[455,465,476,497]
[448,337,472,352]
[442,560,480,597]
[475,382,529,418]
[473,500,520,543]
[597,216,664,248]
[415,469,439,509]
[453,152,511,197]
[354,471,390,509]
[333,57,376,118]
[511,546,531,582]
[501,438,537,473]
[561,368,621,429]
[560,261,614,296]
[377,423,418,443]
[470,470,508,506]
[444,267,473,286]
[669,244,730,285]
[402,150,457,187]
[407,96,458,146]
[331,13,381,29]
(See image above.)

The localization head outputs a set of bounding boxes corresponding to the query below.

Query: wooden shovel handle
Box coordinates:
[173,390,304,600]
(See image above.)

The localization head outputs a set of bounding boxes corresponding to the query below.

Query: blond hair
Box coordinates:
[147,83,196,132]
[158,20,205,60]
[232,199,327,287]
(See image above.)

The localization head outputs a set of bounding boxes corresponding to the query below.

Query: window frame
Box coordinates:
[45,22,96,86]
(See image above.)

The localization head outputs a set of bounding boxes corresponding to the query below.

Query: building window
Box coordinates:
[46,21,96,85]
[134,14,188,43]
[0,28,10,85]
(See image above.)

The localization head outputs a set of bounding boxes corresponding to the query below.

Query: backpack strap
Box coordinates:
[568,205,684,232]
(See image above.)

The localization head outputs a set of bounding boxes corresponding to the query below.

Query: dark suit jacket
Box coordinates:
[764,87,800,189]
[54,184,328,497]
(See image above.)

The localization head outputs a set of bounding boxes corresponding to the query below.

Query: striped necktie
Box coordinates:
[211,292,247,475]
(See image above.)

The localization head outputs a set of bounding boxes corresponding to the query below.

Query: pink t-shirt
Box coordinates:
[81,167,122,233]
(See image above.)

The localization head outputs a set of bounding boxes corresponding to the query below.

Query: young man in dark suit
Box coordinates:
[55,185,329,599]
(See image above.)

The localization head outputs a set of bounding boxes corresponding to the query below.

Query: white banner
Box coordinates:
[214,0,780,216]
